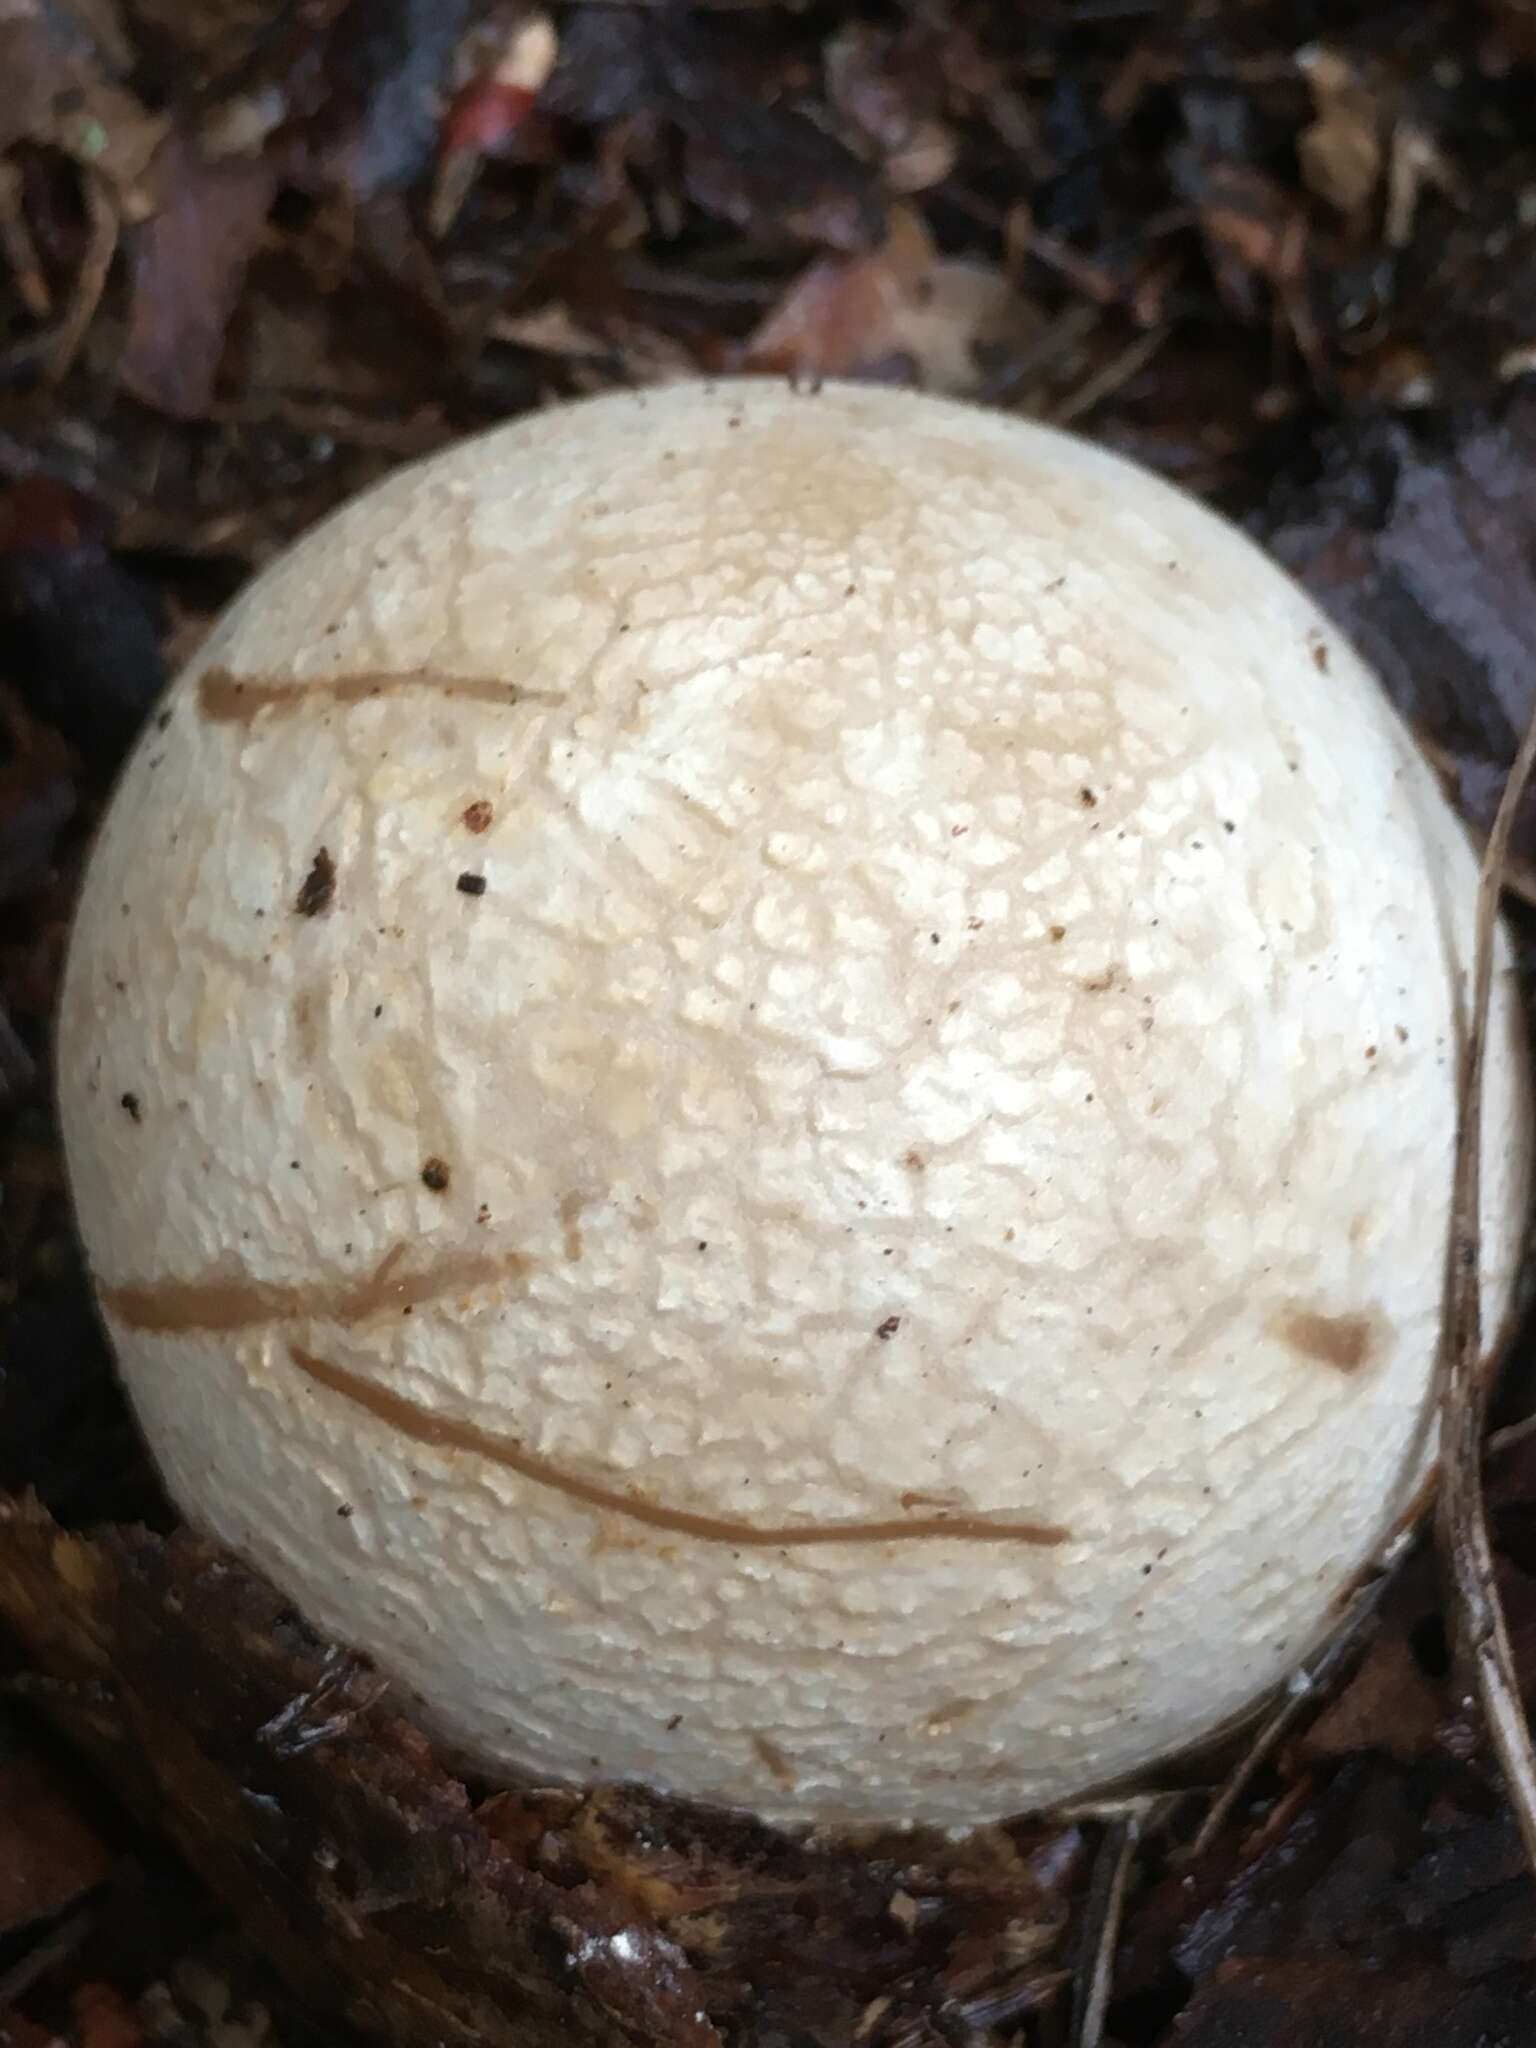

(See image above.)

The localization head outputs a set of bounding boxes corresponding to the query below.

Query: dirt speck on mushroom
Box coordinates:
[293,848,336,917]
[1273,1306,1379,1374]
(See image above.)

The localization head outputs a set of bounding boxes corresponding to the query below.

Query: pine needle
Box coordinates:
[1067,1803,1150,2048]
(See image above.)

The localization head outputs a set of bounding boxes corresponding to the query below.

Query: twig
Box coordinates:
[1049,324,1171,429]
[0,1907,94,2007]
[984,301,1102,410]
[1415,733,1536,912]
[205,394,452,456]
[1018,226,1126,307]
[47,166,119,385]
[1437,696,1536,1876]
[0,161,52,318]
[0,1002,35,1108]
[1067,1805,1146,2048]
[1179,1571,1394,1863]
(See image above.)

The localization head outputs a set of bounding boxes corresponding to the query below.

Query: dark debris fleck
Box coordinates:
[293,848,337,917]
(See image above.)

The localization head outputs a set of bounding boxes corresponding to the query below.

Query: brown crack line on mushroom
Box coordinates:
[196,666,564,723]
[101,1258,1070,1546]
[1271,1305,1380,1373]
[284,1344,1070,1550]
[101,1242,533,1335]
[558,1191,590,1264]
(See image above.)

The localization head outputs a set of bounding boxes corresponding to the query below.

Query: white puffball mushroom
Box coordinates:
[59,379,1530,1831]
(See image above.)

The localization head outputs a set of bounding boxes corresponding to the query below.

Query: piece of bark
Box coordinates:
[1171,1952,1536,2048]
[0,1497,715,2048]
[0,1498,1073,2048]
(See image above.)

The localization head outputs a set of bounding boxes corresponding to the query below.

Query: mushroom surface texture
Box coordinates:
[59,379,1531,1831]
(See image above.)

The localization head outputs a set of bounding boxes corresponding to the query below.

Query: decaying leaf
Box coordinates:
[119,136,276,417]
[1261,395,1536,889]
[1298,1636,1442,1764]
[1296,46,1384,232]
[740,205,1035,392]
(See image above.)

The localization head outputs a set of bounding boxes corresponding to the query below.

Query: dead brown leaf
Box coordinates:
[738,204,935,381]
[1296,47,1383,232]
[739,204,1034,392]
[119,133,276,417]
[1263,395,1536,867]
[1298,1636,1442,1764]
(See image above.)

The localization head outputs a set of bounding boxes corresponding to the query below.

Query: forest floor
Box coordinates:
[5,5,1536,2045]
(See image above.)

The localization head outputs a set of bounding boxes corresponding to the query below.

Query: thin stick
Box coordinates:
[47,167,118,385]
[1181,1572,1392,1863]
[1068,1806,1145,2048]
[1049,324,1170,429]
[0,1908,93,2007]
[1437,697,1536,1876]
[0,161,51,317]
